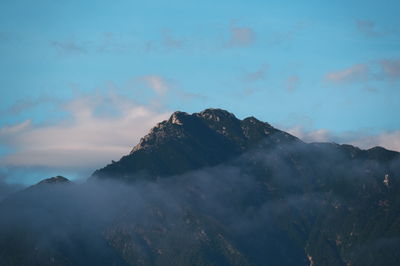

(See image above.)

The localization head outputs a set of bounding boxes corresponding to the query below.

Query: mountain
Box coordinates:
[0,108,399,266]
[92,109,298,181]
[37,175,71,185]
[0,176,130,266]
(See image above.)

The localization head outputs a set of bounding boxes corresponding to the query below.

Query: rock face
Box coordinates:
[1,108,400,266]
[92,108,298,180]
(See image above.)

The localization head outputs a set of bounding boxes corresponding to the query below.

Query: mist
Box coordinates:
[0,139,399,266]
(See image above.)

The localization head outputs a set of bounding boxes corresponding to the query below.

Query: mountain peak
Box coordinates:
[168,111,189,125]
[37,176,71,185]
[243,115,267,125]
[196,108,237,121]
[93,108,299,181]
[167,109,236,126]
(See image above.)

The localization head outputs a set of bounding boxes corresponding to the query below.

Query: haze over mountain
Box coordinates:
[0,109,399,266]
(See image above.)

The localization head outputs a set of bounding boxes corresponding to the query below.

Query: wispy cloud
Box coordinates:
[285,75,300,92]
[287,126,334,143]
[349,131,400,152]
[356,19,396,38]
[0,120,31,136]
[325,59,400,86]
[51,32,138,55]
[325,64,370,84]
[269,21,309,45]
[139,74,206,102]
[242,64,268,82]
[52,40,88,54]
[162,29,185,49]
[143,75,171,96]
[0,93,170,169]
[287,126,400,152]
[51,30,187,55]
[0,32,19,43]
[226,21,256,48]
[96,32,136,53]
[379,59,400,81]
[0,96,60,116]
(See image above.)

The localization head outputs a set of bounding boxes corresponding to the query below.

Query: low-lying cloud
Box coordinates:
[0,136,398,265]
[288,126,400,152]
[0,94,170,170]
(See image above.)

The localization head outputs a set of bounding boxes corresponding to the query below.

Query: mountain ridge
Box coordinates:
[92,108,301,181]
[92,108,397,182]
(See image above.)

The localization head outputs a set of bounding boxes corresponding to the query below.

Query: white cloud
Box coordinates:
[287,126,400,152]
[143,75,171,96]
[0,94,170,169]
[287,127,332,143]
[269,21,309,45]
[348,131,400,152]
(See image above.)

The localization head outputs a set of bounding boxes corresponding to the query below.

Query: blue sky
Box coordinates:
[1,0,399,184]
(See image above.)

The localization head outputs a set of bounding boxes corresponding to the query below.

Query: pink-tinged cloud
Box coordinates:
[349,131,400,152]
[0,94,170,168]
[380,59,400,80]
[325,64,370,84]
[227,22,256,47]
[287,127,332,143]
[287,126,400,152]
[0,120,31,136]
[285,75,300,92]
[242,64,268,82]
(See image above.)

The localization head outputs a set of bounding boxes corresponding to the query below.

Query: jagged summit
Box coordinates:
[91,108,400,183]
[37,176,71,185]
[168,111,189,125]
[197,108,237,120]
[167,109,236,126]
[93,108,299,181]
[131,108,280,153]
